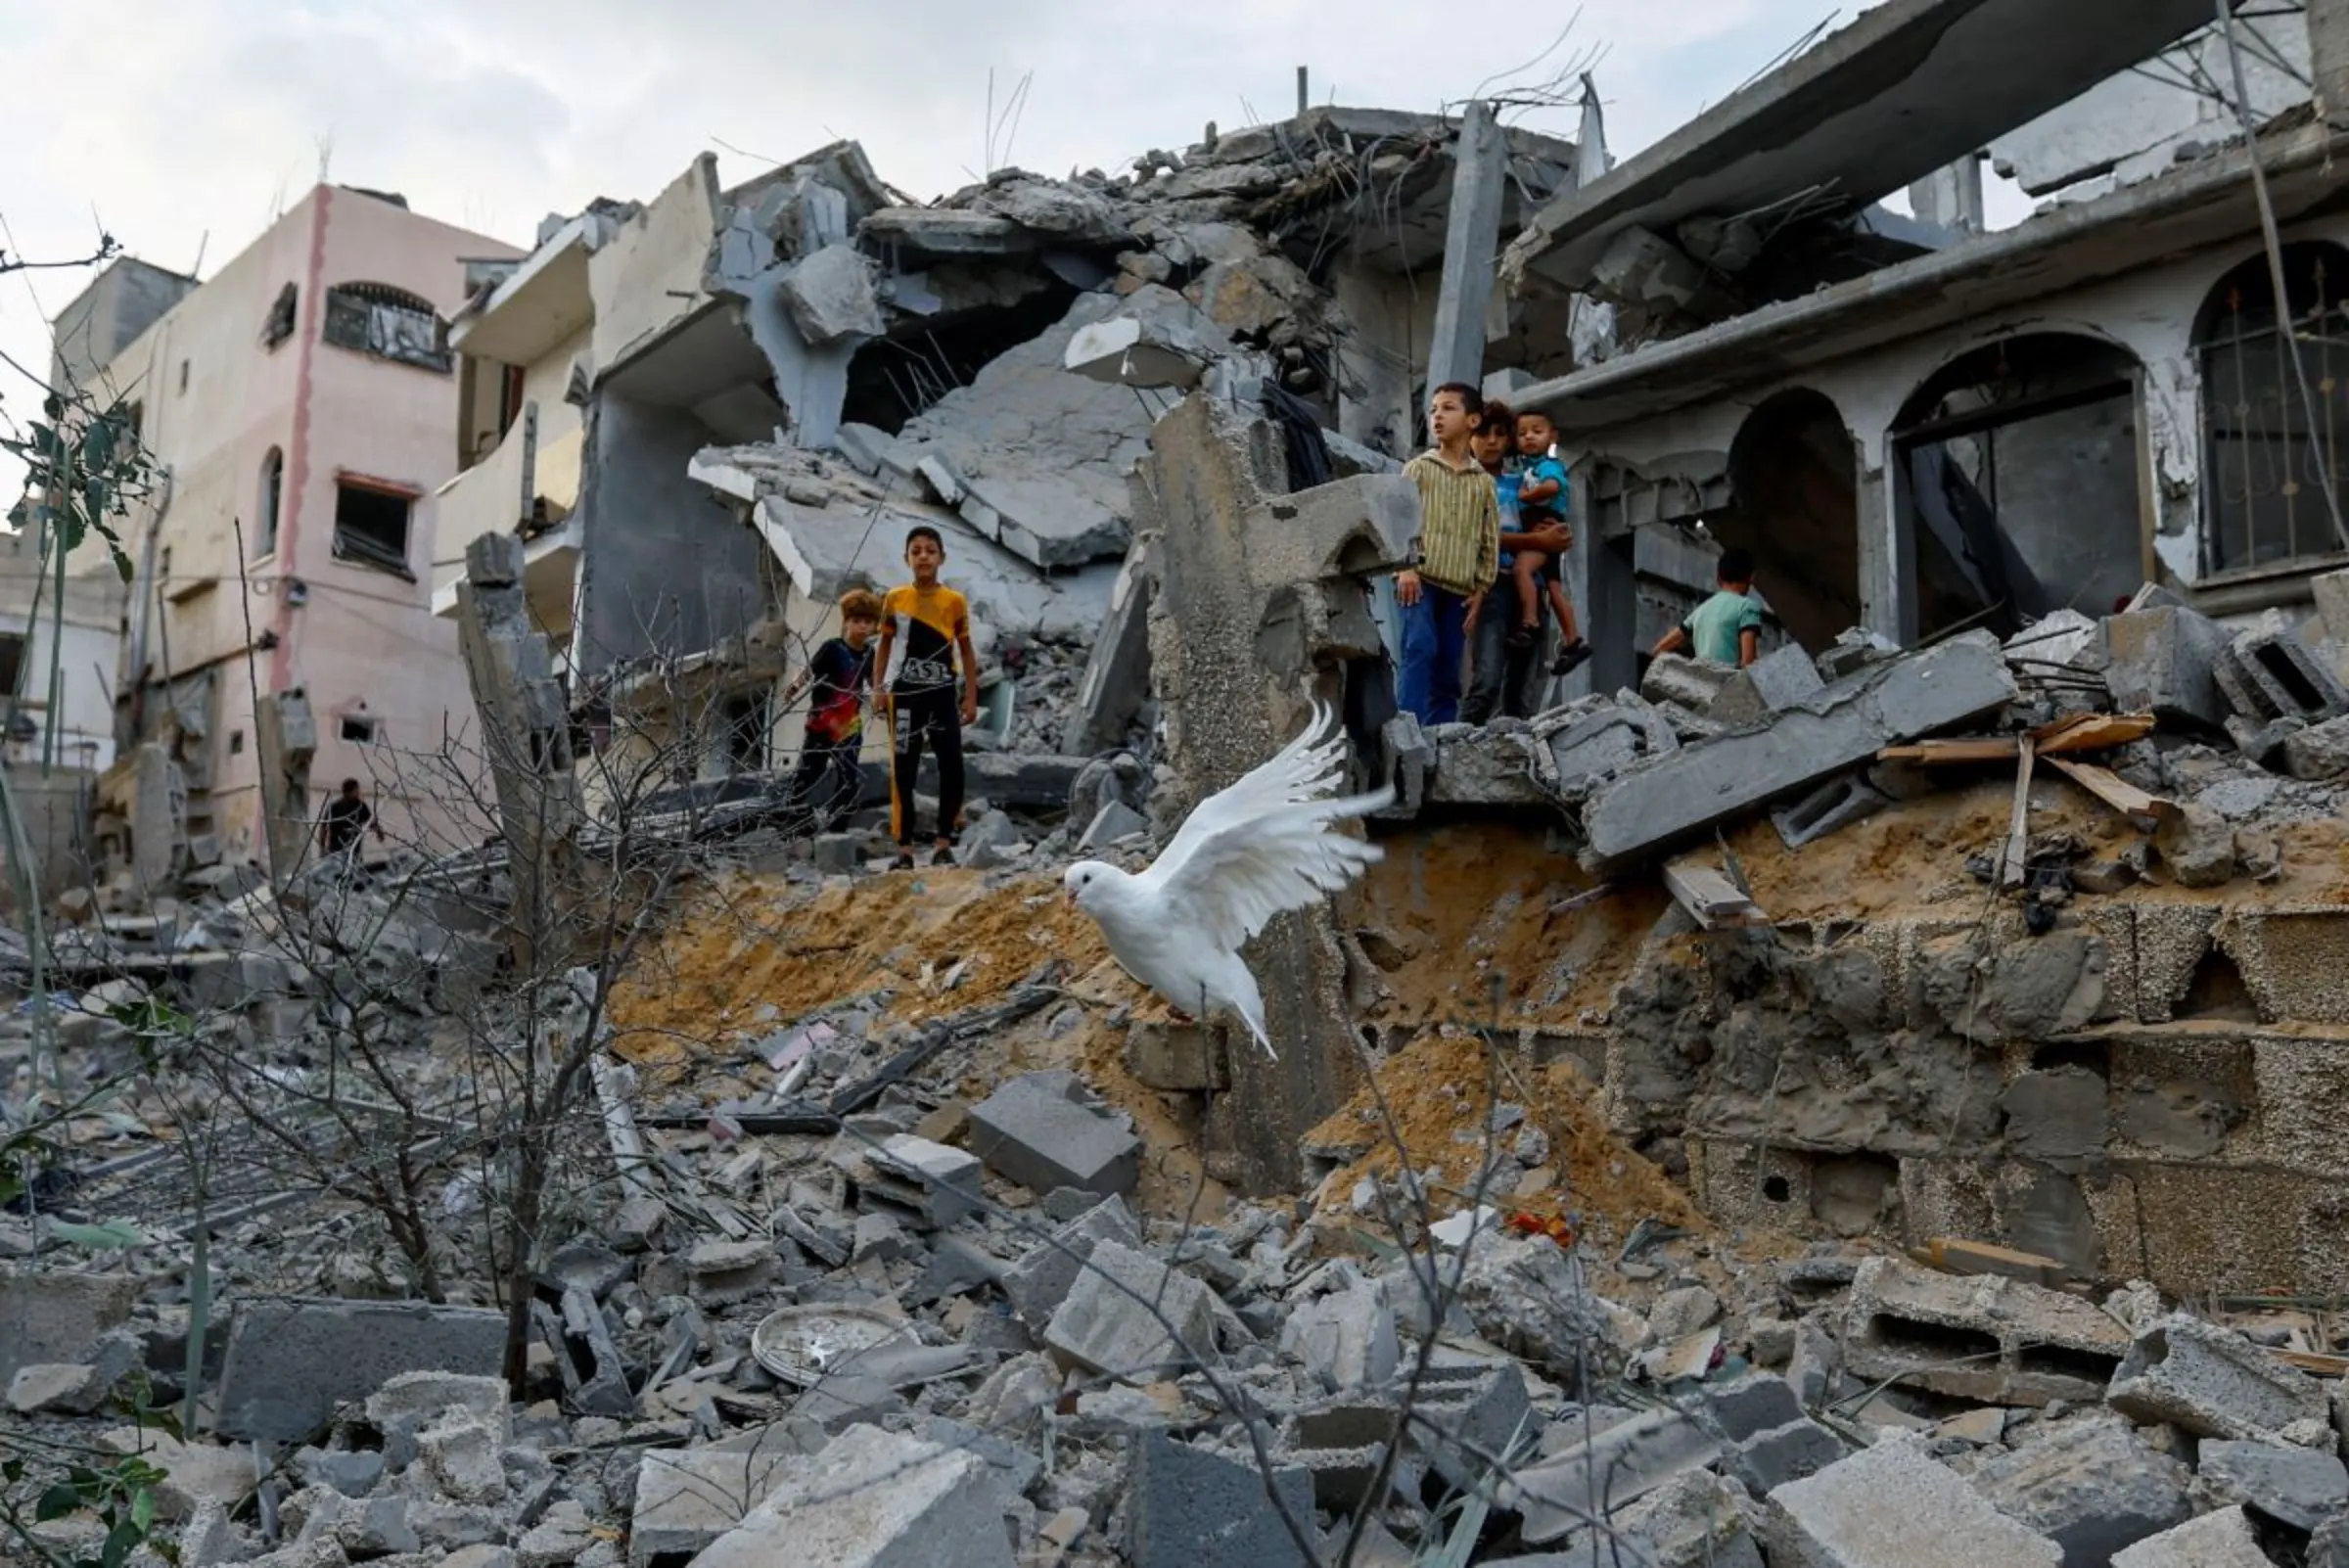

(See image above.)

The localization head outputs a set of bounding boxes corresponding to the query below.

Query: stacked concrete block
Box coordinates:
[1764,1432,2063,1568]
[865,1134,985,1229]
[1844,1255,2131,1407]
[2106,1312,2331,1440]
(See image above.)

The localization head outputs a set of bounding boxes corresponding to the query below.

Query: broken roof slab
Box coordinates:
[449,211,609,366]
[1502,0,2220,289]
[1515,118,2349,435]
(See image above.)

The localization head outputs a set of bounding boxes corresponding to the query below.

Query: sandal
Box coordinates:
[1551,640,1591,676]
[931,846,956,867]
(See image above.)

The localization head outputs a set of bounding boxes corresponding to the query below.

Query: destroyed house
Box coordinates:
[1502,0,2349,696]
[435,111,1590,811]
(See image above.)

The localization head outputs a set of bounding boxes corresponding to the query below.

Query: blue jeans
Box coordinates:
[1398,585,1472,726]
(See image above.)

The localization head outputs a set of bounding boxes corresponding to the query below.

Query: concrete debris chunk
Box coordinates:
[0,1270,138,1382]
[1845,1255,2130,1407]
[870,1134,985,1228]
[2105,1312,2331,1441]
[102,1429,256,1522]
[1128,1430,1314,1568]
[1764,1431,2063,1568]
[1967,1417,2189,1566]
[1277,1274,1399,1395]
[968,1072,1140,1197]
[362,1372,511,1440]
[2101,606,2234,729]
[2190,1439,2349,1531]
[693,1424,1013,1568]
[1709,643,1827,726]
[780,242,885,345]
[1583,631,2016,869]
[1505,1408,1725,1545]
[1064,312,1214,390]
[1000,1194,1142,1328]
[214,1298,507,1444]
[2283,712,2349,779]
[2110,1504,2273,1568]
[7,1360,105,1414]
[1043,1237,1219,1385]
[628,1424,815,1567]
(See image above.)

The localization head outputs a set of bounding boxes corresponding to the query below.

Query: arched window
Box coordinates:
[2195,242,2349,573]
[322,281,451,372]
[256,447,284,558]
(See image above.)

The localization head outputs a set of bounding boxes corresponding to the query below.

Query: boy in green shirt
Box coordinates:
[1652,547,1763,668]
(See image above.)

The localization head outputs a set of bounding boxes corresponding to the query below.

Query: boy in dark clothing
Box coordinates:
[779,588,881,833]
[874,527,980,869]
[319,778,382,859]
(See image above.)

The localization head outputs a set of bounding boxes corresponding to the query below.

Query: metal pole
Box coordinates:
[1297,67,1309,116]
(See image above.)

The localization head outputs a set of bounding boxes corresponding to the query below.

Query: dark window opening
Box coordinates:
[262,283,299,349]
[177,359,190,394]
[332,483,415,577]
[322,282,451,373]
[720,691,770,774]
[2196,242,2349,575]
[229,730,246,755]
[340,715,378,744]
[839,281,1078,433]
[256,448,284,558]
[0,633,24,699]
[1894,334,2143,642]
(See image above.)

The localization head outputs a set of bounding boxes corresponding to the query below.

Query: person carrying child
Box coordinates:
[778,588,881,834]
[1509,407,1590,677]
[874,527,980,869]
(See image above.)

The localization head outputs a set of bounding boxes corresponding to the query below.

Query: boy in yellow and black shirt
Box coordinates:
[874,526,980,869]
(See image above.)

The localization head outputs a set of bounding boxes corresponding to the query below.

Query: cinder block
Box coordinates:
[2106,1313,2331,1440]
[1772,774,1890,851]
[214,1298,507,1443]
[1128,1431,1314,1568]
[1710,643,1827,727]
[2102,607,2233,729]
[1043,1239,1219,1385]
[968,1072,1140,1197]
[1000,1195,1140,1329]
[1765,1431,2062,1568]
[1845,1255,2130,1407]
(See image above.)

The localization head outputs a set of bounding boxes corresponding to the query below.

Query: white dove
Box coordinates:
[1064,701,1394,1060]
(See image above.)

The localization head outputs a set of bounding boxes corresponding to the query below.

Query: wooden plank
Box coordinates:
[2045,757,2180,826]
[1662,858,1767,930]
[1878,713,2155,765]
[1910,1237,2072,1288]
[2034,712,2155,754]
[2001,736,2037,890]
[2275,1349,2349,1377]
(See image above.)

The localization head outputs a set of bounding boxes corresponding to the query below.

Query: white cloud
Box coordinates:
[0,0,1851,494]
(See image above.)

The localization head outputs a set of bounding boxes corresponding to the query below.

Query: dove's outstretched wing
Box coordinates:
[1133,702,1395,954]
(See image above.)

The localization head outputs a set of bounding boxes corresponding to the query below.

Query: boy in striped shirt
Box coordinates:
[1395,382,1501,726]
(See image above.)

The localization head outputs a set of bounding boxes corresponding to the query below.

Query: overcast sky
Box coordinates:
[0,0,2019,505]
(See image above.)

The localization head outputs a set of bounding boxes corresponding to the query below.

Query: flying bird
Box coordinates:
[1064,701,1394,1060]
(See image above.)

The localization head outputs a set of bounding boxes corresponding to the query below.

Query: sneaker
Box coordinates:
[892,849,915,871]
[1505,625,1536,650]
[1551,640,1592,676]
[931,846,956,867]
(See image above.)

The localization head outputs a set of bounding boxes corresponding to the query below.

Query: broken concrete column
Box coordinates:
[253,687,316,885]
[452,532,590,969]
[1136,394,1414,1192]
[1062,536,1156,757]
[1426,100,1506,390]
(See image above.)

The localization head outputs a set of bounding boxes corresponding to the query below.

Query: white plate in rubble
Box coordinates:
[752,1305,910,1387]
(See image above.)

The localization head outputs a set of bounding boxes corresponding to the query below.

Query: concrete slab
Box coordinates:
[1967,1418,2189,1567]
[692,1424,1014,1568]
[2110,1505,2272,1568]
[215,1298,507,1444]
[1765,1431,2063,1568]
[0,1270,138,1382]
[628,1423,817,1567]
[1582,631,2016,869]
[1505,1409,1725,1545]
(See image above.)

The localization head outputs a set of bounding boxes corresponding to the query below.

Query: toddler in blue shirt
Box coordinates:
[1511,409,1589,675]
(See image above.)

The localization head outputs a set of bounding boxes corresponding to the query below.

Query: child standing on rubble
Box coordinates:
[1397,383,1501,727]
[1652,545,1764,669]
[779,588,882,834]
[875,527,980,870]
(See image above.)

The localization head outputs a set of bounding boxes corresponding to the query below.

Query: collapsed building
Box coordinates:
[7,2,2349,1565]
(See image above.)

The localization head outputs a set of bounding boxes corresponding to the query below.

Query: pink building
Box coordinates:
[59,186,522,877]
